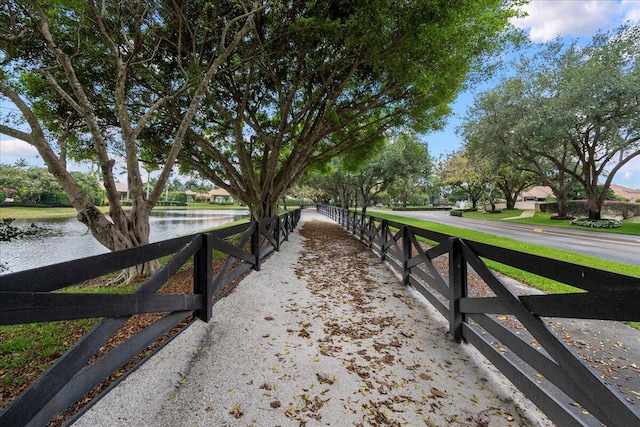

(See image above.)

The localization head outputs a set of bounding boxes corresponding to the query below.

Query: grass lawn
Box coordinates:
[372,211,640,294]
[0,203,248,220]
[461,209,640,236]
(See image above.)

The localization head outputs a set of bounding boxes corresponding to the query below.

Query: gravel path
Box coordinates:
[74,211,551,426]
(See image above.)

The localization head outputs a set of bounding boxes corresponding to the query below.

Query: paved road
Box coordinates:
[374,209,640,267]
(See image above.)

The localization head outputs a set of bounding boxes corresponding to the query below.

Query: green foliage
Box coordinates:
[438,149,490,208]
[567,184,616,201]
[462,24,640,220]
[0,165,99,206]
[172,192,188,204]
[162,0,520,218]
[450,210,463,217]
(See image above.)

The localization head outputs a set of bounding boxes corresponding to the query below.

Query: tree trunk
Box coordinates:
[336,181,351,209]
[77,201,158,283]
[504,192,516,210]
[584,183,603,220]
[587,200,602,220]
[249,198,279,221]
[553,189,570,218]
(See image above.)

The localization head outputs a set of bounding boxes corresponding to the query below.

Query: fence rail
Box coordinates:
[0,208,301,427]
[318,205,640,427]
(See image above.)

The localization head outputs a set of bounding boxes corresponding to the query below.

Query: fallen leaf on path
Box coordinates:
[316,373,335,384]
[228,404,243,418]
[430,388,448,399]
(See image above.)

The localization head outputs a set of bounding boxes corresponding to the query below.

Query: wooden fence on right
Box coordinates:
[319,205,640,427]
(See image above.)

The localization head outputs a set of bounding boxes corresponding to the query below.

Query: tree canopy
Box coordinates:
[1,0,521,267]
[143,0,521,219]
[461,24,640,219]
[0,0,259,280]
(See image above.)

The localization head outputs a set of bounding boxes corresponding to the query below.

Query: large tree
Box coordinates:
[463,77,580,217]
[463,25,640,219]
[145,0,521,220]
[385,133,431,208]
[550,26,640,219]
[0,0,259,280]
[439,149,490,209]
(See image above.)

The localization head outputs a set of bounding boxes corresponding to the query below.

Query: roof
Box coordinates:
[185,188,232,198]
[609,184,640,202]
[521,186,553,199]
[99,181,128,193]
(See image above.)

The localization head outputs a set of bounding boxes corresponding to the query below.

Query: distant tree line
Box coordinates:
[0,164,101,206]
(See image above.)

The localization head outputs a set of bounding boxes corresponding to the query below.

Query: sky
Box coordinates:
[424,0,640,189]
[1,0,640,189]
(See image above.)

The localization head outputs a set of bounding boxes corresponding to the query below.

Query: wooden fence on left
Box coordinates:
[0,208,301,427]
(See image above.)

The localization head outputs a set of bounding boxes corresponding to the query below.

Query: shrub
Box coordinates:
[550,215,575,220]
[450,210,463,217]
[172,192,188,204]
[570,218,622,228]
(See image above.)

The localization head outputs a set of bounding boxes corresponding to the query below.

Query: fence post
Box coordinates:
[380,219,388,261]
[367,216,375,248]
[194,233,213,322]
[251,221,261,271]
[275,216,281,251]
[448,237,467,343]
[402,225,411,286]
[283,213,290,241]
[351,210,357,233]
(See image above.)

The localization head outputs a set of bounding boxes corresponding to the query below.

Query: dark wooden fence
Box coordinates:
[319,205,640,427]
[0,209,301,427]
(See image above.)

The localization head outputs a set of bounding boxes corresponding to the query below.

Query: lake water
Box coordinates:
[0,209,248,274]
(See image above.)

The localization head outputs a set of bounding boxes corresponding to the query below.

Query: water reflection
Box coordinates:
[0,209,248,274]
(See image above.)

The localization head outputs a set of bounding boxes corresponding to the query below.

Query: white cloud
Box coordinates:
[0,139,40,164]
[623,0,640,21]
[614,155,640,189]
[513,0,640,42]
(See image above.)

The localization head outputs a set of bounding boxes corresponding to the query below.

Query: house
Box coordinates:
[208,188,234,204]
[609,184,640,203]
[185,188,234,204]
[520,186,554,201]
[99,181,129,202]
[521,184,640,203]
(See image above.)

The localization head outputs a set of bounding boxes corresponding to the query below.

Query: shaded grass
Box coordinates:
[0,320,98,390]
[0,279,137,396]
